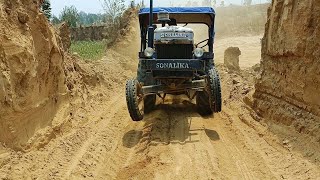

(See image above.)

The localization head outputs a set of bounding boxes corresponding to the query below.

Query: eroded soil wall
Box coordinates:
[0,0,66,149]
[253,0,320,140]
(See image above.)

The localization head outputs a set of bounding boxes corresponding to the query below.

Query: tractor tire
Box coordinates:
[144,94,156,114]
[208,68,222,113]
[196,91,213,116]
[126,79,144,121]
[137,64,146,84]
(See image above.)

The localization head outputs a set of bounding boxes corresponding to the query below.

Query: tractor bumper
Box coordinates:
[142,79,206,95]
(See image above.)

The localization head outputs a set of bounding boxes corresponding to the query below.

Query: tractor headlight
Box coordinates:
[194,48,204,58]
[144,47,155,58]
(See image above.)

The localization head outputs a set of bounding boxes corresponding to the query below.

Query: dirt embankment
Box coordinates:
[0,0,106,151]
[70,9,137,42]
[0,0,69,149]
[0,0,138,153]
[253,0,320,158]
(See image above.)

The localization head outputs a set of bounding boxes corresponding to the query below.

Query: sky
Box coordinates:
[51,0,268,16]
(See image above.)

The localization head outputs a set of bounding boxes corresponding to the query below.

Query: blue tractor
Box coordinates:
[126,1,222,121]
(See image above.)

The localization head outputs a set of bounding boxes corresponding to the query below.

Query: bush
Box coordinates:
[41,0,52,20]
[60,6,79,28]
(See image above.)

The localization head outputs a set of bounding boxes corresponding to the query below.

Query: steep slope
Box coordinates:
[0,0,67,149]
[253,0,320,159]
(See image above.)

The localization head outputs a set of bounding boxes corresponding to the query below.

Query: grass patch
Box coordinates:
[70,41,106,60]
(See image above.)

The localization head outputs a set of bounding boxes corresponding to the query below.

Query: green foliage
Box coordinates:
[41,0,52,20]
[51,15,60,25]
[78,12,105,26]
[60,6,79,28]
[70,41,106,60]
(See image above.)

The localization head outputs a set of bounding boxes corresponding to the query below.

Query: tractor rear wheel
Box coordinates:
[126,79,144,121]
[196,91,213,116]
[144,94,156,113]
[196,67,222,116]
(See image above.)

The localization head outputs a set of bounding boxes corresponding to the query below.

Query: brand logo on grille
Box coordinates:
[156,63,190,69]
[160,33,188,38]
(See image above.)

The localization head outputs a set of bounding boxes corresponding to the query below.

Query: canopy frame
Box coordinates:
[138,7,216,53]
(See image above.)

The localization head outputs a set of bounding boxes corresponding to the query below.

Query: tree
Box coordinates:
[102,0,125,23]
[141,0,145,8]
[60,6,79,28]
[51,15,60,25]
[41,0,52,20]
[78,11,105,26]
[169,1,174,6]
[130,0,135,8]
[102,0,126,42]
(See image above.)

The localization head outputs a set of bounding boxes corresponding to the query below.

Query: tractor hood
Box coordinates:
[154,26,194,44]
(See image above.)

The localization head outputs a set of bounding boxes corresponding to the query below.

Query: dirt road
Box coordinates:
[2,76,319,179]
[1,18,319,180]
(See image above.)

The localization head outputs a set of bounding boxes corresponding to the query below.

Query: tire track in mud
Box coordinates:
[116,93,320,180]
[58,95,138,179]
[208,105,320,180]
[2,88,319,180]
[63,94,126,179]
[116,97,221,179]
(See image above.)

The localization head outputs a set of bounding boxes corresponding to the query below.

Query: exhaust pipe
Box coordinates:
[148,0,154,48]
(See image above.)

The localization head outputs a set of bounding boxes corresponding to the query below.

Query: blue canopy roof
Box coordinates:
[139,7,215,26]
[139,7,215,15]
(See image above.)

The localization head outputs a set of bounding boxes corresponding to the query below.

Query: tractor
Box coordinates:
[126,1,222,121]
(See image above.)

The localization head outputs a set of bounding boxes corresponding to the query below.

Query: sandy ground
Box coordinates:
[0,19,319,180]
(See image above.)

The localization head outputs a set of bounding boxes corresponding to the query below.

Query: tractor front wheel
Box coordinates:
[126,79,144,121]
[209,68,222,113]
[196,68,222,116]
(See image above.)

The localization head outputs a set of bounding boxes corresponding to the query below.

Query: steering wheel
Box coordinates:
[196,39,209,48]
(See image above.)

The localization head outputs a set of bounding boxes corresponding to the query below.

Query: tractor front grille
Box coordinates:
[156,44,193,59]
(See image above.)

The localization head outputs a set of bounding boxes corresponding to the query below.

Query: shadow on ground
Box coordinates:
[123,97,220,148]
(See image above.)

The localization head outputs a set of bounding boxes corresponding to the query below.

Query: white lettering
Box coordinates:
[161,33,188,38]
[155,62,191,69]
